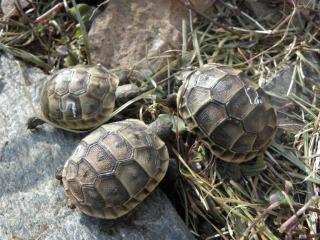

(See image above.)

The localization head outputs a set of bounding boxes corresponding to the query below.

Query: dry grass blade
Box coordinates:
[0,43,50,71]
[71,0,92,64]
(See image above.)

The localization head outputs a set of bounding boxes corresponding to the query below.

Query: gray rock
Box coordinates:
[263,51,320,139]
[115,83,141,103]
[243,0,311,28]
[263,64,296,108]
[242,0,283,21]
[1,0,30,17]
[0,54,194,240]
[88,0,212,81]
[262,65,303,136]
[300,51,320,84]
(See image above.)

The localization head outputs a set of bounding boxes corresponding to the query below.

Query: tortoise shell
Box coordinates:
[40,65,118,130]
[177,65,278,163]
[62,119,169,219]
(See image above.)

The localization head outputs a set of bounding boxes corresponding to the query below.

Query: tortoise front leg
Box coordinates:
[55,165,63,184]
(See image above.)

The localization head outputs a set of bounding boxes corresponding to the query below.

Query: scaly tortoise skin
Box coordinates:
[177,65,278,163]
[62,119,169,219]
[40,65,118,130]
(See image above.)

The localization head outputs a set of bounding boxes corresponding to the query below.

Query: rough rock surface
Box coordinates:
[300,51,320,85]
[243,0,310,27]
[0,54,194,240]
[263,51,320,137]
[89,0,212,80]
[243,0,282,20]
[1,0,30,17]
[262,65,302,137]
[263,64,297,108]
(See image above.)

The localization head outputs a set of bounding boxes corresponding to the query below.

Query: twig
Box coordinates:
[35,3,65,24]
[241,201,281,239]
[279,196,319,233]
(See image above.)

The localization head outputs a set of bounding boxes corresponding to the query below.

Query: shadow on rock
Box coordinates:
[0,127,84,197]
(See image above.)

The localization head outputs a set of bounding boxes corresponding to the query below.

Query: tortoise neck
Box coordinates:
[148,118,172,141]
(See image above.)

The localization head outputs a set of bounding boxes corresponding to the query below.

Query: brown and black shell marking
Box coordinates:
[178,65,278,163]
[62,119,169,219]
[40,65,118,130]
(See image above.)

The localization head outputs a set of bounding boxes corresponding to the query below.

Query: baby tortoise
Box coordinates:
[28,65,118,131]
[177,64,278,163]
[27,65,142,131]
[60,118,171,219]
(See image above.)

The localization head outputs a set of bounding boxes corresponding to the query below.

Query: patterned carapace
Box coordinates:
[177,65,278,163]
[40,65,118,130]
[62,119,169,219]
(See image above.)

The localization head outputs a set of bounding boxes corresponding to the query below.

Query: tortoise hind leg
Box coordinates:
[27,117,45,130]
[55,165,76,209]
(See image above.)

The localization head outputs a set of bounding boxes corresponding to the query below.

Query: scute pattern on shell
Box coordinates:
[41,65,119,130]
[178,65,277,163]
[62,119,169,219]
